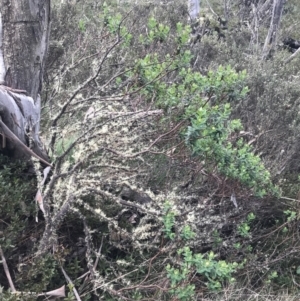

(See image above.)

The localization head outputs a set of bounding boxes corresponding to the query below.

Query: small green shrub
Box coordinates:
[130,18,276,195]
[163,201,238,300]
[162,201,176,240]
[237,212,256,238]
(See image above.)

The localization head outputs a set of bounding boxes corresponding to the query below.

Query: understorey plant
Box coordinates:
[0,1,281,299]
[163,201,238,300]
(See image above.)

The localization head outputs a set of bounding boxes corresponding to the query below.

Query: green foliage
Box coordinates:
[130,16,275,196]
[266,270,278,284]
[102,2,122,33]
[145,16,170,43]
[284,209,297,222]
[212,230,222,247]
[0,155,64,296]
[0,155,35,252]
[163,202,237,300]
[78,19,86,32]
[16,0,300,299]
[17,255,59,292]
[162,201,176,240]
[182,67,273,196]
[166,261,195,301]
[176,22,192,46]
[166,246,238,299]
[233,242,241,249]
[192,250,237,291]
[101,2,132,45]
[237,222,251,238]
[180,225,195,240]
[237,212,256,237]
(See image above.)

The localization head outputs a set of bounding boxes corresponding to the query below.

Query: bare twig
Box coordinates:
[50,36,122,150]
[61,265,82,301]
[204,0,218,17]
[93,236,104,271]
[280,196,300,202]
[103,120,185,159]
[0,246,16,293]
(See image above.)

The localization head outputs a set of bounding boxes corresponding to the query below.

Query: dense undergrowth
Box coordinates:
[1,0,300,300]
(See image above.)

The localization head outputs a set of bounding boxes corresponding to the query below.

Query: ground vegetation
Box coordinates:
[1,0,300,300]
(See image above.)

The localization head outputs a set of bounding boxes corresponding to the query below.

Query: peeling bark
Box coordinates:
[0,0,50,163]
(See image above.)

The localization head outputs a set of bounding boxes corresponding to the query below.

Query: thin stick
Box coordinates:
[93,236,104,271]
[61,265,82,301]
[0,246,16,293]
[280,196,300,202]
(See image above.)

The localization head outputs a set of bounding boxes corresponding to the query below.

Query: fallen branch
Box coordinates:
[0,118,52,166]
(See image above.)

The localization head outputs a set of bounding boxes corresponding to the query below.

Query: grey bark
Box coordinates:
[262,0,285,60]
[189,0,200,20]
[0,0,50,163]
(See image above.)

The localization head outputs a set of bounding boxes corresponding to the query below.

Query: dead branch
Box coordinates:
[284,46,300,64]
[0,246,16,293]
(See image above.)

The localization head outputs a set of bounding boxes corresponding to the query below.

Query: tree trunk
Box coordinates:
[262,0,285,60]
[0,0,50,164]
[188,0,200,20]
